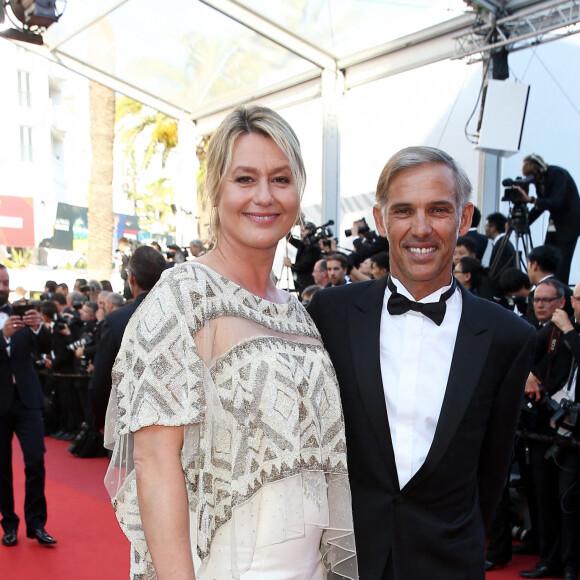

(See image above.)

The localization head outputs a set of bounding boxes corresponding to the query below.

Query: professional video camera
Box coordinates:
[501,174,535,203]
[304,220,335,246]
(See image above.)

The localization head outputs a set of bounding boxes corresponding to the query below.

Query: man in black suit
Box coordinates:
[486,211,516,293]
[0,265,56,547]
[90,246,167,430]
[526,245,573,327]
[308,146,535,580]
[516,154,580,285]
[464,205,489,261]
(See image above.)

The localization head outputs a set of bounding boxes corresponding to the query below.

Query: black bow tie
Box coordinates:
[386,276,456,326]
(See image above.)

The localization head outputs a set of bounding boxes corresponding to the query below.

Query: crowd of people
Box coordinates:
[2,102,580,580]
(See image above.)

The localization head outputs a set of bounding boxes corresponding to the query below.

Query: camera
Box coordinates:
[53,314,68,331]
[304,220,335,246]
[501,174,535,203]
[67,333,93,352]
[345,218,377,241]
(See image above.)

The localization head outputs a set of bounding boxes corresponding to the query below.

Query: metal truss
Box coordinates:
[453,0,580,62]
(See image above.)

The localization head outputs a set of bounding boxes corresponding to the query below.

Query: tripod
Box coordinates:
[489,203,533,279]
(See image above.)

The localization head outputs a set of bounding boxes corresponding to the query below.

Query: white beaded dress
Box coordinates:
[104,262,358,580]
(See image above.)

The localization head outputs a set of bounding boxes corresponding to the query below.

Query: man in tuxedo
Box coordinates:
[308,146,535,580]
[90,246,166,430]
[0,265,56,547]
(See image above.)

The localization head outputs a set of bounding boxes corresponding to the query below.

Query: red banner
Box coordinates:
[0,196,35,247]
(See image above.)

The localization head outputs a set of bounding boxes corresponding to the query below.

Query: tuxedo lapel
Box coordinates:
[403,287,492,492]
[348,276,398,478]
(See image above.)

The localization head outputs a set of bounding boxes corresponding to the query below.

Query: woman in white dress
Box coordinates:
[104,105,358,580]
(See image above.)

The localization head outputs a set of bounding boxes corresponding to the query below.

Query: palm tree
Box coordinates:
[87,80,115,280]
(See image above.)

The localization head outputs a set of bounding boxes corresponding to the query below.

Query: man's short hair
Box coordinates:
[528,245,562,274]
[499,268,532,293]
[56,282,68,292]
[370,251,389,271]
[190,239,204,248]
[84,301,99,316]
[129,245,167,292]
[51,293,67,306]
[456,236,477,255]
[315,259,327,272]
[486,212,508,234]
[302,285,321,301]
[326,253,348,270]
[41,301,57,318]
[45,280,57,293]
[537,278,565,299]
[471,206,482,229]
[375,146,472,213]
[107,293,125,309]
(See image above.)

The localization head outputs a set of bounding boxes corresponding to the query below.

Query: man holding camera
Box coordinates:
[0,265,56,547]
[283,222,321,297]
[522,279,580,579]
[515,154,580,285]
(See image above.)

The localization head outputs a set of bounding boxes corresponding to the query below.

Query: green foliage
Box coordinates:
[116,97,178,237]
[3,247,32,269]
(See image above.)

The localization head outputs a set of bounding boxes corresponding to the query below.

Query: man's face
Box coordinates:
[572,283,580,323]
[0,269,9,307]
[327,260,346,286]
[453,244,473,266]
[312,260,328,286]
[484,220,494,240]
[373,163,472,300]
[98,293,108,312]
[533,283,565,324]
[80,304,96,322]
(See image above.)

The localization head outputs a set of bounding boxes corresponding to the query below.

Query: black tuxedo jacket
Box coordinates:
[308,278,535,580]
[90,293,147,430]
[0,322,52,414]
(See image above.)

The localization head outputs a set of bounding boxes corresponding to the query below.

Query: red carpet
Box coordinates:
[0,436,547,579]
[0,437,129,580]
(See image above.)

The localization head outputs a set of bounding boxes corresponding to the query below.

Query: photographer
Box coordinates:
[0,266,56,547]
[345,217,389,269]
[521,279,580,580]
[283,222,321,296]
[515,154,580,285]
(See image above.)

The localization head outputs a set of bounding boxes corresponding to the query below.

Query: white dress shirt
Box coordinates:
[380,276,462,489]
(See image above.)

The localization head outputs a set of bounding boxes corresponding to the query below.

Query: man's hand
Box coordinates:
[75,346,84,359]
[552,308,574,333]
[513,185,533,203]
[22,309,42,331]
[2,315,26,339]
[525,372,542,401]
[283,257,292,268]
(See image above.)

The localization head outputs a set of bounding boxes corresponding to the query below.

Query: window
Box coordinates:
[17,70,31,108]
[20,126,33,162]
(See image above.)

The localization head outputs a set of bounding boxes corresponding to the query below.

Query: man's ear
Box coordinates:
[373,205,387,238]
[458,203,474,237]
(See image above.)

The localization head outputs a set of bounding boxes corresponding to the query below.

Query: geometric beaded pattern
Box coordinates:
[111,263,349,574]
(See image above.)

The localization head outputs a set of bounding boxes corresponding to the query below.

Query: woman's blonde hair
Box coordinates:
[205,105,306,241]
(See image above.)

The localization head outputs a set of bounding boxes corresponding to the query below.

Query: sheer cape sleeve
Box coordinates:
[103,263,357,579]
